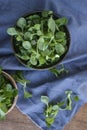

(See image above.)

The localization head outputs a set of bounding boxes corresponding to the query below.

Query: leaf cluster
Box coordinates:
[12,71,32,99]
[49,64,69,77]
[0,71,18,120]
[41,91,79,127]
[7,11,68,68]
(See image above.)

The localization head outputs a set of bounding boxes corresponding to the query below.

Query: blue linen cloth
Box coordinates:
[0,0,87,130]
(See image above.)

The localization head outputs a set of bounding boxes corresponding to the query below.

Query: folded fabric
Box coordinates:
[0,0,87,130]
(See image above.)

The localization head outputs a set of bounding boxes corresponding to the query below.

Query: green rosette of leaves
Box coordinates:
[7,11,69,69]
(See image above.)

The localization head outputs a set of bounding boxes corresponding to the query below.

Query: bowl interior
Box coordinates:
[12,11,70,70]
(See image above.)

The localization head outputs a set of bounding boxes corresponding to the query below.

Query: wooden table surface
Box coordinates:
[0,104,87,130]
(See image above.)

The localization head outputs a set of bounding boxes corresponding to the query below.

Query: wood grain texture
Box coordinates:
[0,104,87,130]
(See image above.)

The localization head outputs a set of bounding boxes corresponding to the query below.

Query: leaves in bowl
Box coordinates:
[7,10,69,69]
[0,70,18,120]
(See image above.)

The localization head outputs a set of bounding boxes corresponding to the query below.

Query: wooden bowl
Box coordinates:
[2,71,18,115]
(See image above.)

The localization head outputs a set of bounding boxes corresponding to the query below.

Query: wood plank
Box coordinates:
[0,104,87,130]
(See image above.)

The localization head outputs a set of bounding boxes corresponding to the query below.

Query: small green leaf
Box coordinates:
[49,68,61,77]
[65,91,72,110]
[7,27,18,36]
[55,31,66,39]
[48,11,53,15]
[52,105,59,110]
[65,91,72,95]
[37,30,43,36]
[57,101,65,107]
[24,91,32,99]
[55,44,65,55]
[45,105,53,117]
[17,17,26,30]
[13,89,18,97]
[16,35,23,41]
[6,84,12,91]
[74,96,79,102]
[34,24,40,30]
[30,55,37,65]
[12,71,31,99]
[16,54,30,60]
[55,17,68,27]
[12,71,30,84]
[28,15,40,20]
[22,41,31,50]
[37,37,48,51]
[0,109,5,120]
[39,56,46,65]
[24,32,32,40]
[46,117,54,127]
[42,11,49,17]
[41,96,49,106]
[31,40,36,45]
[0,67,2,74]
[49,65,68,77]
[48,17,56,33]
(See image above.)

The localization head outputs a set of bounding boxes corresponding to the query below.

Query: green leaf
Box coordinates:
[30,55,37,65]
[0,97,4,102]
[55,44,65,55]
[24,91,32,99]
[13,89,18,97]
[37,37,48,51]
[65,91,72,95]
[22,41,31,50]
[46,32,53,38]
[12,71,30,85]
[46,117,54,127]
[16,35,23,41]
[49,68,61,77]
[34,24,40,30]
[6,84,12,91]
[50,109,58,118]
[37,30,43,36]
[55,31,66,39]
[28,15,40,20]
[42,11,49,17]
[74,96,79,102]
[24,32,32,40]
[57,101,65,107]
[17,17,26,30]
[12,71,31,99]
[45,105,53,117]
[48,11,53,15]
[7,27,18,36]
[41,49,51,57]
[38,56,46,66]
[31,40,36,45]
[16,54,30,61]
[48,17,56,33]
[65,91,72,110]
[52,105,59,110]
[0,109,5,120]
[55,17,68,27]
[41,96,49,106]
[49,65,68,77]
[0,67,2,74]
